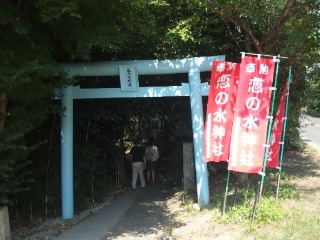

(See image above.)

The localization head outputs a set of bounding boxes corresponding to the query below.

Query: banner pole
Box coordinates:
[258,57,280,202]
[233,174,239,206]
[276,67,292,200]
[222,170,231,216]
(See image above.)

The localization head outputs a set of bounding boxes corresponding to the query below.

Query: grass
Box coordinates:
[164,145,320,239]
[253,213,320,239]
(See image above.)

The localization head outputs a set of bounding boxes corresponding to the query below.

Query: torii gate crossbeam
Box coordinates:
[60,56,225,219]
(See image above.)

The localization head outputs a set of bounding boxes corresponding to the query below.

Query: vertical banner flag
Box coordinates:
[204,60,239,162]
[228,56,275,173]
[266,82,288,168]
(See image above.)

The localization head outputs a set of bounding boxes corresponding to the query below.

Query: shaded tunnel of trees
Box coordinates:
[8,73,205,225]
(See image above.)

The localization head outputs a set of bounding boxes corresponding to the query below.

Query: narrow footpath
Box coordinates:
[53,180,172,240]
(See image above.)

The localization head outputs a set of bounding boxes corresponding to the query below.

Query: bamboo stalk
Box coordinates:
[276,68,292,200]
[45,114,56,216]
[0,93,8,132]
[29,191,33,220]
[91,164,95,206]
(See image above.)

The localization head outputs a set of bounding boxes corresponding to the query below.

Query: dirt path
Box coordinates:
[103,182,173,240]
[282,148,320,216]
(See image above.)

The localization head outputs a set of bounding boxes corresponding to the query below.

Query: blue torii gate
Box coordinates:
[60,55,225,219]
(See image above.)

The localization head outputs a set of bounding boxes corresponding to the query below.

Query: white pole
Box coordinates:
[61,86,74,219]
[188,68,210,206]
[61,56,225,76]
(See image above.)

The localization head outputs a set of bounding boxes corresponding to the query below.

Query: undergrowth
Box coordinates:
[209,170,299,225]
[166,148,320,239]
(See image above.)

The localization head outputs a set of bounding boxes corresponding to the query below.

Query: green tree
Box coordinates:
[305,65,320,116]
[156,0,320,149]
[0,0,135,205]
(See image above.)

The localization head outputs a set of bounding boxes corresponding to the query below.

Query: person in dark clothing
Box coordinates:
[129,138,146,190]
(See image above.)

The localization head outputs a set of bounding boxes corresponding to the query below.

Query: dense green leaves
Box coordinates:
[0,0,135,206]
[35,0,81,22]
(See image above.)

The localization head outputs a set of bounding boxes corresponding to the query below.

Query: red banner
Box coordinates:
[266,83,287,168]
[228,56,275,173]
[204,60,239,162]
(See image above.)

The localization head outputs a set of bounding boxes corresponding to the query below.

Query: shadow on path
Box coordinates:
[282,149,320,179]
[104,182,173,240]
[53,179,175,240]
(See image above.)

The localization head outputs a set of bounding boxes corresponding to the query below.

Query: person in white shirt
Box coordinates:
[145,137,159,183]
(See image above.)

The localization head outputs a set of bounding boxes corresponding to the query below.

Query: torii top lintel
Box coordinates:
[61,56,225,77]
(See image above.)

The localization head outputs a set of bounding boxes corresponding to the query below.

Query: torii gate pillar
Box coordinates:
[188,68,209,206]
[61,86,74,219]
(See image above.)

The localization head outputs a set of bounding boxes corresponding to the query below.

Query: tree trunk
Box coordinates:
[116,138,127,187]
[0,93,8,132]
